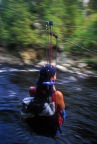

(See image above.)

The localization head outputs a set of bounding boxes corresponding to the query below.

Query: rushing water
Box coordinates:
[0,63,97,144]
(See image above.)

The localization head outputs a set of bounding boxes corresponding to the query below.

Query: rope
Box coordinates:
[53,24,97,31]
[46,22,49,64]
[48,31,97,55]
[0,4,34,20]
[58,37,97,55]
[49,26,52,64]
[55,38,58,68]
[47,21,53,64]
[45,21,59,67]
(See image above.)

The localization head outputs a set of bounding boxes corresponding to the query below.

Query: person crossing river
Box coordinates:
[28,64,66,138]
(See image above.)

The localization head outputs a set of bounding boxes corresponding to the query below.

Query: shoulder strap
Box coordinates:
[51,91,57,102]
[51,91,58,111]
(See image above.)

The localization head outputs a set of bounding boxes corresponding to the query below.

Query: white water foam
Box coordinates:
[0,68,39,73]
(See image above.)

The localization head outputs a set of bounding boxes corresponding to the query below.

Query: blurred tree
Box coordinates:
[67,13,97,56]
[0,0,37,47]
[62,0,83,38]
[0,0,96,59]
[88,0,97,12]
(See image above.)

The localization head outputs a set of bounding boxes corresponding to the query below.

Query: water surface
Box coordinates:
[0,63,97,144]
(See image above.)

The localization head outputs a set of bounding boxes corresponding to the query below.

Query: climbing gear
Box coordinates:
[46,21,59,67]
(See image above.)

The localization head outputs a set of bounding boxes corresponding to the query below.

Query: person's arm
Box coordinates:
[55,91,65,110]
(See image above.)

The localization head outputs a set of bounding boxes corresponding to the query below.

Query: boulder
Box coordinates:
[56,65,68,72]
[77,63,87,68]
[62,63,71,68]
[32,23,42,29]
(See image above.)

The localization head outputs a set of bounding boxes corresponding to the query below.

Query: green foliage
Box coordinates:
[88,0,97,12]
[0,0,37,46]
[0,18,9,43]
[69,13,97,55]
[83,58,97,69]
[0,0,97,60]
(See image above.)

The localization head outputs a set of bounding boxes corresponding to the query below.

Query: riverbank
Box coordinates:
[0,46,97,77]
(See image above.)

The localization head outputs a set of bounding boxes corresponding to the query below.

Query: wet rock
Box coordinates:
[62,63,71,68]
[65,59,74,64]
[76,72,89,79]
[77,63,87,68]
[37,61,47,66]
[57,53,67,63]
[67,70,74,73]
[71,67,80,72]
[68,76,77,82]
[56,65,68,72]
[19,49,37,64]
[31,23,42,29]
[84,70,94,75]
[57,45,64,52]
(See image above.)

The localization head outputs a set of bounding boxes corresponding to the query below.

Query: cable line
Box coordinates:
[59,38,97,55]
[48,31,97,55]
[1,4,97,31]
[0,4,34,19]
[53,24,97,31]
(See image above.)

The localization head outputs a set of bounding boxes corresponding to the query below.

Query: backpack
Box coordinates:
[21,95,55,119]
[21,81,56,119]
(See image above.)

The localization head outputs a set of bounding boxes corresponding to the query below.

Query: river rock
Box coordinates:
[19,49,37,64]
[37,61,47,66]
[71,67,80,72]
[77,63,87,68]
[32,23,42,29]
[84,70,94,75]
[57,45,64,52]
[62,63,71,68]
[56,65,68,72]
[65,59,74,64]
[68,76,77,82]
[76,72,89,79]
[67,70,74,73]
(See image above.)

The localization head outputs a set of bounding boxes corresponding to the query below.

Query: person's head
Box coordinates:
[36,64,56,85]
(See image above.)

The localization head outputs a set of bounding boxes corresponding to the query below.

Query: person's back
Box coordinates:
[27,64,66,138]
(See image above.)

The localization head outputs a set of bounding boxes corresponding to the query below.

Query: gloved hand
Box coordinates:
[62,109,66,121]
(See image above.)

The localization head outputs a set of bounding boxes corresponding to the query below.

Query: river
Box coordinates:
[0,63,97,144]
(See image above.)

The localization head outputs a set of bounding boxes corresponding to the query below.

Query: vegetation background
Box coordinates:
[0,0,97,67]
